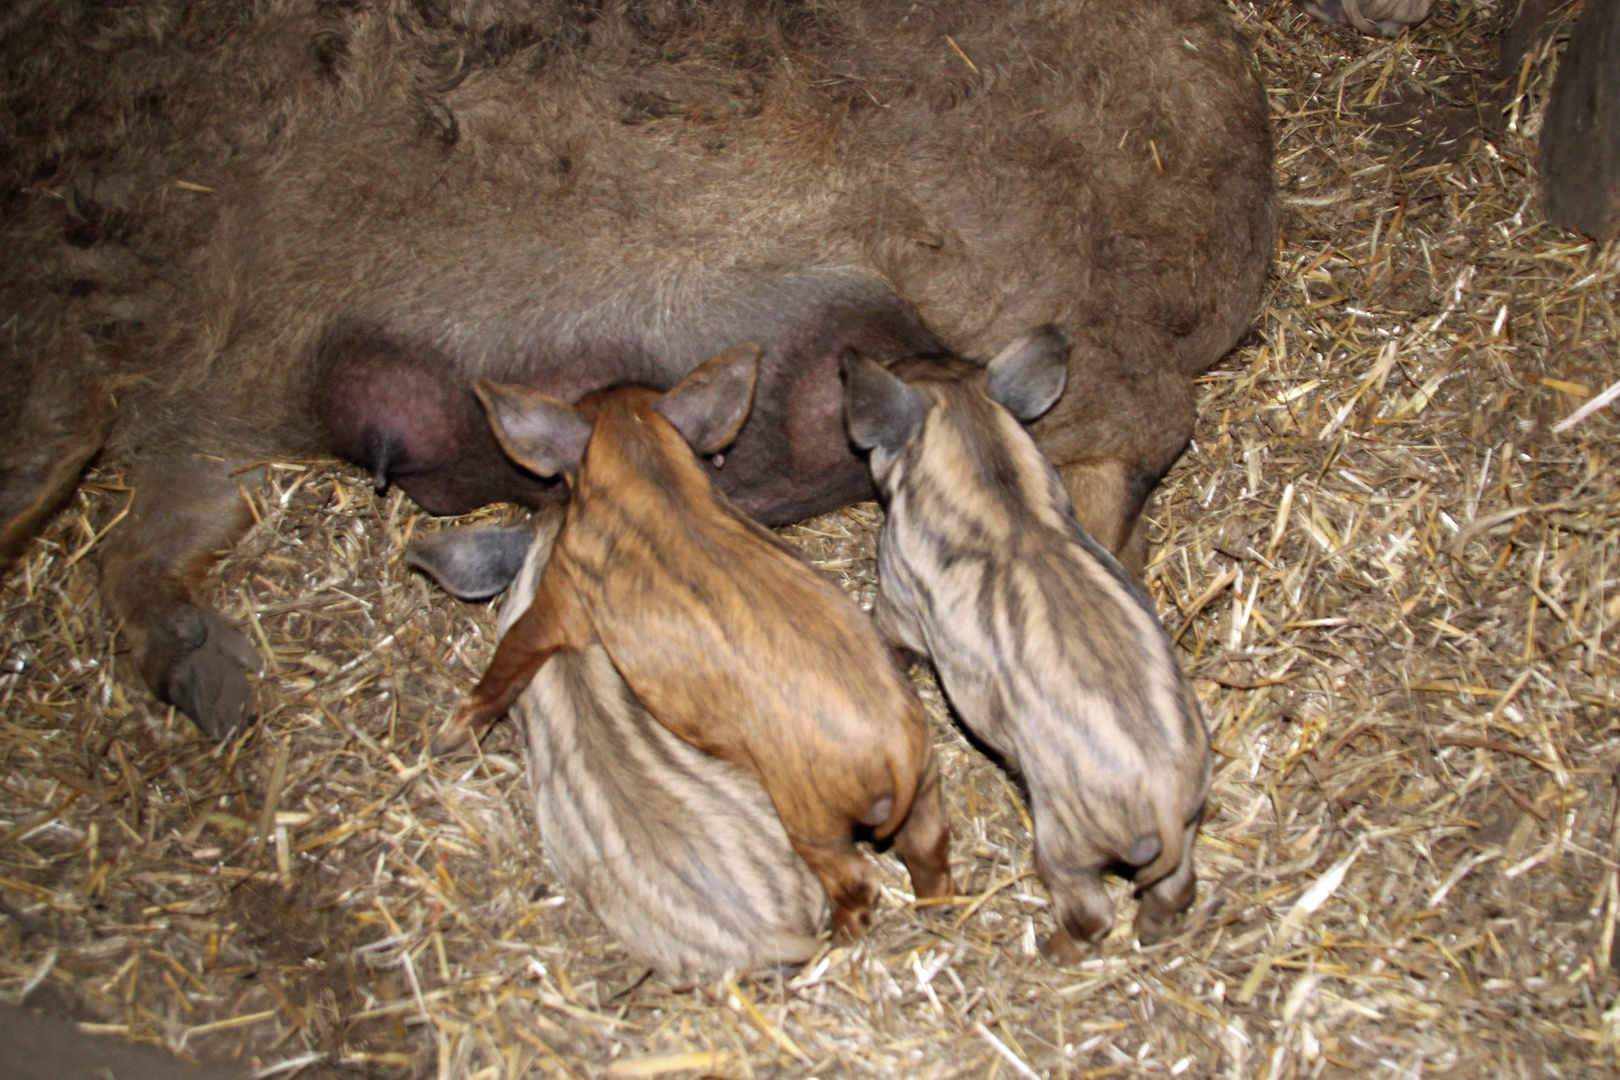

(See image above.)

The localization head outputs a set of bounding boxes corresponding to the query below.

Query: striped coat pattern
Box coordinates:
[444,345,954,941]
[844,331,1211,961]
[492,513,827,981]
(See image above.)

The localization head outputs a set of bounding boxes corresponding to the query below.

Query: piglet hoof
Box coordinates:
[1039,929,1093,967]
[429,702,495,756]
[830,904,874,944]
[1132,909,1181,948]
[1133,884,1195,946]
[1299,0,1346,25]
[158,610,263,740]
[1300,0,1431,37]
[910,871,955,904]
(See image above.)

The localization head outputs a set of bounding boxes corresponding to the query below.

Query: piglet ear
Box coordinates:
[475,379,592,477]
[986,325,1070,421]
[841,350,926,453]
[406,524,536,600]
[655,343,762,455]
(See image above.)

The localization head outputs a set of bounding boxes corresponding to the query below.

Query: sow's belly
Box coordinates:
[311,277,944,525]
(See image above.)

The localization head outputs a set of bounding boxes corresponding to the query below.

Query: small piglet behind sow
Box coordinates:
[843,330,1211,962]
[438,344,954,940]
[410,511,826,981]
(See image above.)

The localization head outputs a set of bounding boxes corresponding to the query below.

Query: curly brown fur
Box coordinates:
[0,0,1273,736]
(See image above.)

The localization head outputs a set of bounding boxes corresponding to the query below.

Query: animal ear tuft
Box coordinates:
[986,325,1070,421]
[655,343,763,455]
[841,350,927,453]
[474,379,591,477]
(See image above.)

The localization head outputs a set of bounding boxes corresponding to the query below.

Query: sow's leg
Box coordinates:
[100,455,264,739]
[887,750,954,902]
[0,340,116,573]
[1133,819,1200,947]
[1042,363,1197,579]
[1059,459,1154,577]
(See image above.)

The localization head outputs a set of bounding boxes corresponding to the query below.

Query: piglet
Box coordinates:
[842,329,1210,962]
[411,511,827,980]
[436,344,954,939]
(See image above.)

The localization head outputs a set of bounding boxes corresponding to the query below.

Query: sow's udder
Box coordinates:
[314,328,559,515]
[309,301,922,525]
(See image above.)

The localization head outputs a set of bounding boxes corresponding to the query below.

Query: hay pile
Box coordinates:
[2,1,1616,1076]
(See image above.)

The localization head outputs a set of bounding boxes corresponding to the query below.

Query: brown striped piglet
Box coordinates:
[408,510,827,981]
[436,343,954,940]
[842,328,1211,962]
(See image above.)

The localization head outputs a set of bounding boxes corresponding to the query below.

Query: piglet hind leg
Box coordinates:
[1037,849,1115,966]
[100,455,265,740]
[0,362,116,573]
[792,837,880,943]
[1132,821,1199,947]
[888,751,954,903]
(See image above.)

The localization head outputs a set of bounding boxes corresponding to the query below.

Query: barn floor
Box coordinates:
[2,2,1617,1077]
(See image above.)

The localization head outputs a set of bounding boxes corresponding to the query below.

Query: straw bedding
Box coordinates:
[2,1,1616,1076]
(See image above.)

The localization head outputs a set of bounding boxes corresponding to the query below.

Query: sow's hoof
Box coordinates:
[155,609,264,739]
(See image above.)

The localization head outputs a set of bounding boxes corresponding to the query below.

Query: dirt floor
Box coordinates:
[2,1,1618,1077]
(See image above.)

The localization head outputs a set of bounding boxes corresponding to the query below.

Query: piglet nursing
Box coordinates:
[412,512,826,981]
[440,344,954,941]
[843,330,1211,961]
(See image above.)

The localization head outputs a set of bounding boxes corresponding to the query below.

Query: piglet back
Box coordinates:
[859,353,1209,875]
[986,507,1207,874]
[488,509,826,980]
[521,643,827,981]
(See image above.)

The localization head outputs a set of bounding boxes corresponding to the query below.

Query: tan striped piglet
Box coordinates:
[842,329,1211,962]
[409,510,827,981]
[436,344,954,940]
